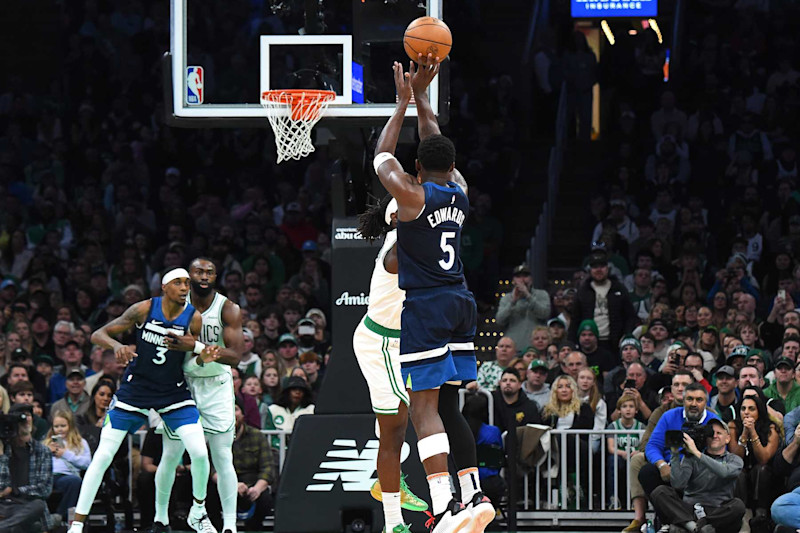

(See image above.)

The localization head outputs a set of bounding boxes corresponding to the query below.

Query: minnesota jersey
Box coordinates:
[114,297,195,410]
[397,181,469,290]
[183,291,231,378]
[365,229,404,329]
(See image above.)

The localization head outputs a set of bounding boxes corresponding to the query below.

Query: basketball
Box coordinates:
[403,17,452,63]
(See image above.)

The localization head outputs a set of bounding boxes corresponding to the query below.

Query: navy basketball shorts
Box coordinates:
[400,284,477,391]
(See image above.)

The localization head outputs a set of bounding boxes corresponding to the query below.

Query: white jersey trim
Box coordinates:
[398,345,449,363]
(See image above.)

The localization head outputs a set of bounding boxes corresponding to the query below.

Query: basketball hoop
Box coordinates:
[261,89,336,163]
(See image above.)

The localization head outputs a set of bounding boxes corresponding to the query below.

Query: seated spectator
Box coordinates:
[0,385,9,414]
[462,392,505,507]
[83,349,124,393]
[727,394,782,529]
[260,367,282,410]
[0,403,53,532]
[211,398,276,531]
[650,418,745,532]
[492,368,542,433]
[48,340,94,405]
[265,376,315,434]
[546,350,586,385]
[607,362,656,423]
[276,333,300,380]
[50,369,90,419]
[765,356,800,411]
[238,328,262,378]
[137,427,193,527]
[232,367,261,429]
[473,336,517,391]
[575,319,617,377]
[640,384,719,512]
[495,263,551,349]
[709,365,738,420]
[606,394,645,509]
[605,335,647,394]
[772,421,800,532]
[9,381,49,440]
[299,351,323,398]
[547,318,567,345]
[44,410,90,523]
[576,367,607,452]
[522,359,550,408]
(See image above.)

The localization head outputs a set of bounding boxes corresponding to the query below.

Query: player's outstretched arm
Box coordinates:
[411,54,441,140]
[92,300,151,362]
[188,311,222,365]
[218,300,245,366]
[375,61,425,218]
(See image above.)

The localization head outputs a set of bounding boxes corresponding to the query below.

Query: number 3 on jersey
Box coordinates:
[439,231,456,270]
[153,346,168,365]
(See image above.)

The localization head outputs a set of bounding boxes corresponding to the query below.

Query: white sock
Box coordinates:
[68,521,84,532]
[382,491,403,531]
[458,467,481,503]
[155,435,186,525]
[427,473,452,516]
[209,431,238,532]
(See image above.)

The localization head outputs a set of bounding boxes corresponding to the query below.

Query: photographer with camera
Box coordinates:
[650,418,745,533]
[640,383,719,500]
[0,403,53,532]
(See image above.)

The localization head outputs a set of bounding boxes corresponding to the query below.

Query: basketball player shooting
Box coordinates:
[372,57,495,533]
[354,195,428,533]
[152,258,245,533]
[67,268,220,533]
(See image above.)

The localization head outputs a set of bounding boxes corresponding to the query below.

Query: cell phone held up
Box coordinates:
[625,379,636,390]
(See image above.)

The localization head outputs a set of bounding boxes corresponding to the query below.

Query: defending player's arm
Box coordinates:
[375,62,425,219]
[182,311,222,367]
[218,299,245,366]
[91,300,151,364]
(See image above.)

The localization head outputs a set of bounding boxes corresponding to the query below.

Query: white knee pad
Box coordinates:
[417,433,450,462]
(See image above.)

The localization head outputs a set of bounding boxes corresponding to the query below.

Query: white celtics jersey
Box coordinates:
[183,291,232,378]
[365,230,404,329]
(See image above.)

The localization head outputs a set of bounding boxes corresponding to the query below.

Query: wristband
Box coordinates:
[373,152,397,174]
[194,341,206,354]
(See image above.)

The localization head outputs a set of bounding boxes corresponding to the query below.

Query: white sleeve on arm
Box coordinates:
[373,152,398,174]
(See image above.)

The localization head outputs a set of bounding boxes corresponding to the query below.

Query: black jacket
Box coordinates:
[568,276,637,349]
[493,390,543,433]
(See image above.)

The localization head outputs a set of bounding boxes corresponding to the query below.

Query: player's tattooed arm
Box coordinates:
[375,61,425,220]
[217,300,245,366]
[92,300,151,363]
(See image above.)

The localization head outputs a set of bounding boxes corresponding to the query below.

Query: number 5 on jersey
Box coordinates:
[439,231,456,270]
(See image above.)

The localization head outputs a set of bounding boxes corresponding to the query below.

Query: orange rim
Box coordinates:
[261,90,336,120]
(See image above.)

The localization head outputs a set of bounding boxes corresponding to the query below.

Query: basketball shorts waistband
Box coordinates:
[364,315,401,338]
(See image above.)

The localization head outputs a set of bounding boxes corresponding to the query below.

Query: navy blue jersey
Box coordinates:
[397,181,469,290]
[116,297,195,409]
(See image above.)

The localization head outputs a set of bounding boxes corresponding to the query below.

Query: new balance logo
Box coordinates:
[306,439,410,492]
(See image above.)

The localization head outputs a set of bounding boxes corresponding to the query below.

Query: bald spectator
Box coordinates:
[607,362,656,423]
[84,349,124,393]
[473,337,517,391]
[737,293,758,324]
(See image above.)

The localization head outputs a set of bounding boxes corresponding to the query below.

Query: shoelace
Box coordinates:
[424,511,435,531]
[192,512,215,533]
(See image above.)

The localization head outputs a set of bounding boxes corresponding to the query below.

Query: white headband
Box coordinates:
[384,198,398,226]
[162,268,190,286]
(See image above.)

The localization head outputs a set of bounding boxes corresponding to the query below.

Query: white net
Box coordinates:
[260,90,336,163]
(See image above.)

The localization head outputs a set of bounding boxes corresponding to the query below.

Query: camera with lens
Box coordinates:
[0,412,28,441]
[682,421,714,450]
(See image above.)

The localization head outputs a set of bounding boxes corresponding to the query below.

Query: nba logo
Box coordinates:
[186,66,204,105]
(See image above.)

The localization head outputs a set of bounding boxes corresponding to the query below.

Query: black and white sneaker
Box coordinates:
[424,499,471,533]
[464,492,495,533]
[147,522,172,533]
[188,504,217,533]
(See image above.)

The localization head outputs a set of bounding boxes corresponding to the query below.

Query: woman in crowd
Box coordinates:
[14,319,34,355]
[576,367,607,453]
[711,291,729,328]
[529,326,551,356]
[0,385,9,414]
[727,393,782,527]
[262,349,278,371]
[45,410,91,521]
[264,376,315,435]
[260,367,282,417]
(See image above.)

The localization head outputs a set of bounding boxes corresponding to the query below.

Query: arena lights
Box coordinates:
[601,19,615,45]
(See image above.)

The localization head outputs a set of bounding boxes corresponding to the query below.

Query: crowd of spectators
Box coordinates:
[469,2,800,532]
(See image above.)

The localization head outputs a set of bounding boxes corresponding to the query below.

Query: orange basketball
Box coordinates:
[403,17,452,63]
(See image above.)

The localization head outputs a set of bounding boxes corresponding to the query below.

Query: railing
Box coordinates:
[458,388,495,425]
[527,80,568,288]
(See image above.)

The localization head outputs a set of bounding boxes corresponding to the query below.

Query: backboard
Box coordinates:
[166,0,448,127]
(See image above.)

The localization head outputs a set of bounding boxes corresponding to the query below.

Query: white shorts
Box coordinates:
[161,373,235,440]
[353,316,409,415]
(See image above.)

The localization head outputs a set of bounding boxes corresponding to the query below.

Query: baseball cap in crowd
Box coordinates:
[702,325,719,334]
[775,356,795,369]
[513,263,531,276]
[278,333,298,346]
[727,345,750,360]
[588,249,608,267]
[165,167,181,177]
[242,328,254,342]
[0,279,16,290]
[674,326,693,339]
[302,240,318,252]
[285,202,302,213]
[284,376,311,392]
[715,365,736,378]
[11,348,30,361]
[67,368,86,380]
[297,318,316,336]
[528,359,548,372]
[648,318,670,333]
[306,308,327,326]
[64,340,81,350]
[299,352,320,365]
[563,288,577,297]
[577,319,599,338]
[609,199,627,208]
[707,417,730,434]
[547,317,566,328]
[123,284,145,297]
[619,335,642,353]
[34,354,55,367]
[559,340,578,351]
[522,346,540,357]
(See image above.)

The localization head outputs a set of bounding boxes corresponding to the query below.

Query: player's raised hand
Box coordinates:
[166,331,196,352]
[199,344,221,364]
[393,61,413,104]
[411,53,440,95]
[115,344,138,364]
